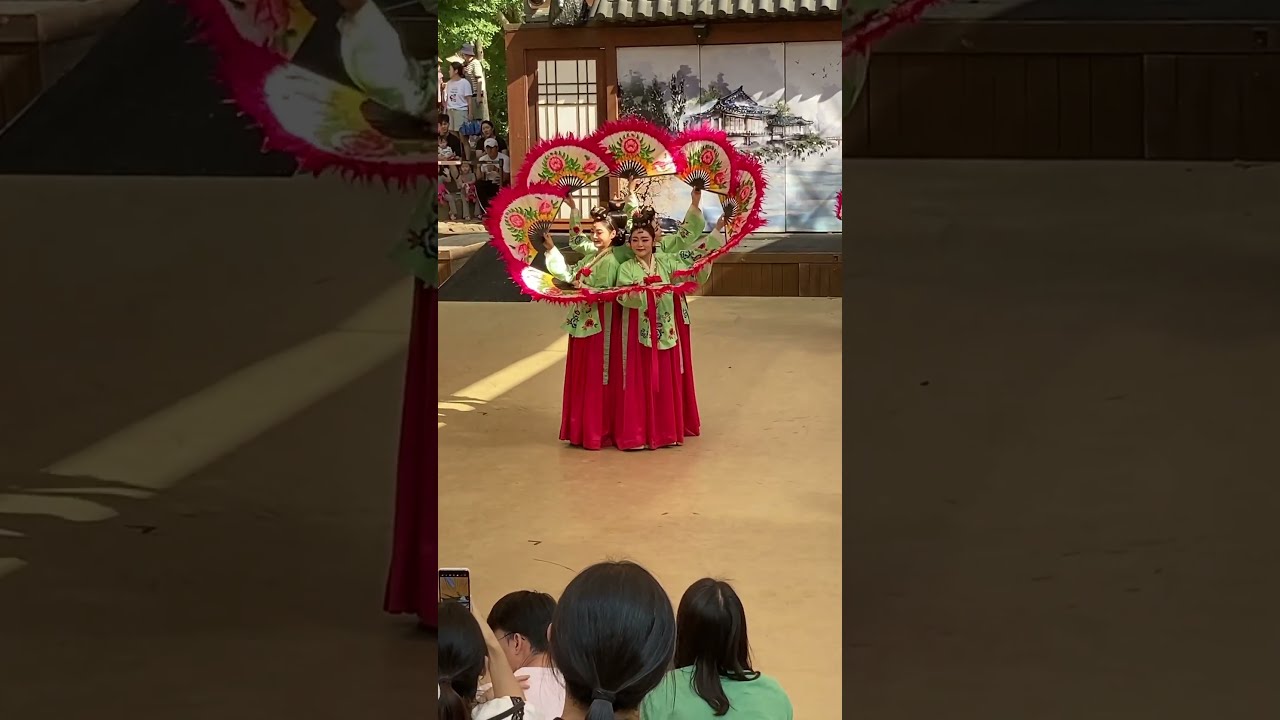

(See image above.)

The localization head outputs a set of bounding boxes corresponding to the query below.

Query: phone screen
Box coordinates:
[439,569,471,610]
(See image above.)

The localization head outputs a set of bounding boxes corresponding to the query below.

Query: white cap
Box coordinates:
[483,138,498,148]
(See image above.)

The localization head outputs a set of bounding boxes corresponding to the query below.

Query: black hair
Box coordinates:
[628,223,658,247]
[588,206,628,246]
[673,579,761,716]
[439,602,487,720]
[438,114,451,126]
[486,590,556,654]
[450,61,465,77]
[481,120,498,134]
[550,561,676,720]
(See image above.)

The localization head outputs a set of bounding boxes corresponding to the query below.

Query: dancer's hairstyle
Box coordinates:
[673,579,762,716]
[439,602,486,720]
[628,222,658,245]
[588,206,628,245]
[550,561,676,720]
[487,590,556,654]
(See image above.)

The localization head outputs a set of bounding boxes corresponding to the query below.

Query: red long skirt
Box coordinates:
[560,302,622,450]
[675,308,701,437]
[384,281,436,627]
[614,307,697,450]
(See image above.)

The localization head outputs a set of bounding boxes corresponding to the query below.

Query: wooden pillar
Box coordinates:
[504,29,531,177]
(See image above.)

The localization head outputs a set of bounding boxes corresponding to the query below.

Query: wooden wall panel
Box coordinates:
[1024,56,1061,156]
[0,48,40,130]
[1143,54,1178,158]
[1240,55,1280,159]
[1089,56,1144,158]
[866,54,902,157]
[845,21,1280,161]
[701,259,841,298]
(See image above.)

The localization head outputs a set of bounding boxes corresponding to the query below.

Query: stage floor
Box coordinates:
[439,297,843,717]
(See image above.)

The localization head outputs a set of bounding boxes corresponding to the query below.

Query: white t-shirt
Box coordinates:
[446,78,474,110]
[477,152,510,183]
[516,667,566,717]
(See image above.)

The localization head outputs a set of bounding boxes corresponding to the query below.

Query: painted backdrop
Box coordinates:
[617,41,841,233]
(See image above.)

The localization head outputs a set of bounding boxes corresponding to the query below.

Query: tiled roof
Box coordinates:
[590,0,838,23]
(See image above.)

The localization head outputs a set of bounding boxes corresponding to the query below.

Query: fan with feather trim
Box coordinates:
[717,150,767,239]
[485,184,702,304]
[185,0,435,187]
[512,136,614,191]
[185,0,314,57]
[670,151,769,279]
[590,117,682,180]
[672,125,736,195]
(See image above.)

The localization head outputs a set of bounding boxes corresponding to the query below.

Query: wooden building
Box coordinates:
[503,0,840,209]
[848,0,1280,160]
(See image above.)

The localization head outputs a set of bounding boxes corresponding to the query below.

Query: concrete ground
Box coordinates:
[848,160,1280,717]
[0,175,432,719]
[439,298,842,720]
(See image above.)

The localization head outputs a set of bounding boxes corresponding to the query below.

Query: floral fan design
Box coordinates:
[590,118,681,179]
[486,184,701,304]
[185,0,435,186]
[513,136,613,190]
[718,151,768,240]
[485,183,568,267]
[189,0,314,56]
[673,126,736,195]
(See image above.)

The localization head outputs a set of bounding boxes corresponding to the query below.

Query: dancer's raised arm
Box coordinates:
[666,215,726,284]
[661,186,708,254]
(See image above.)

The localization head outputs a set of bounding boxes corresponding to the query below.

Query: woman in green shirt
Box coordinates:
[540,197,628,450]
[642,579,794,719]
[613,206,723,450]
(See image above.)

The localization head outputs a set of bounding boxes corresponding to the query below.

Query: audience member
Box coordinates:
[487,591,566,716]
[439,601,549,720]
[550,561,675,720]
[641,579,793,719]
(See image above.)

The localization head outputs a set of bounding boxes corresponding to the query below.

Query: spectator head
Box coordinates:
[438,602,486,720]
[486,590,556,671]
[481,120,498,139]
[674,579,762,716]
[451,62,465,79]
[460,43,476,58]
[483,138,499,156]
[549,561,675,720]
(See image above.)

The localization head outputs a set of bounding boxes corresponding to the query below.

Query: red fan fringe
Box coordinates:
[181,0,432,188]
[845,0,949,56]
[589,116,686,175]
[512,134,614,189]
[670,214,768,282]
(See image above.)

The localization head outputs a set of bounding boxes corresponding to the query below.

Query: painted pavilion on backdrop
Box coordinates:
[503,0,841,214]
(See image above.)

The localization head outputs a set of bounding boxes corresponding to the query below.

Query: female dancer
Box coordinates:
[614,202,725,450]
[540,196,628,450]
[333,0,435,627]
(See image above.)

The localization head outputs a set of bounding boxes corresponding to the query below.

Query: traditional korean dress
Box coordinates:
[545,212,625,450]
[614,211,719,450]
[336,1,435,627]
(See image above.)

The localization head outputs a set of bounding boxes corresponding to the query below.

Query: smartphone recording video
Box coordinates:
[439,568,471,611]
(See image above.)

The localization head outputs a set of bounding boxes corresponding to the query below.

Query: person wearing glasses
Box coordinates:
[485,591,566,716]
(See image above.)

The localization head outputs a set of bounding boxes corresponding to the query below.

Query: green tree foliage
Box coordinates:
[439,0,522,135]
